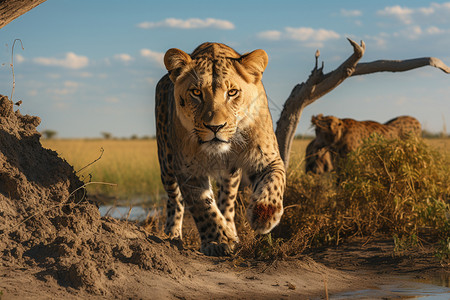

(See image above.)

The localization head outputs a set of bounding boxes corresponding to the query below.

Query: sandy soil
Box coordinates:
[0,95,447,300]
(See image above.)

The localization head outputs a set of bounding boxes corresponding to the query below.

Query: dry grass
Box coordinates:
[42,139,163,203]
[39,138,316,202]
[42,137,448,200]
[43,137,450,261]
[267,135,450,261]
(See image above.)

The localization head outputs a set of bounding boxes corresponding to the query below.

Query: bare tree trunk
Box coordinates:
[275,38,450,169]
[0,0,46,29]
[275,39,365,168]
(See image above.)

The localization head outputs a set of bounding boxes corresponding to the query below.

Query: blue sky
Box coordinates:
[0,0,449,138]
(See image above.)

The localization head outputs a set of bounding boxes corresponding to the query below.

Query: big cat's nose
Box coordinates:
[204,122,227,133]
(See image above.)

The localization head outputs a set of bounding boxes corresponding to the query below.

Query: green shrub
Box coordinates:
[335,135,449,239]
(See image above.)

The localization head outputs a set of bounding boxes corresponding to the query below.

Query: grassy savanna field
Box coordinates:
[42,137,449,202]
[41,138,315,202]
[42,139,163,203]
[42,137,450,259]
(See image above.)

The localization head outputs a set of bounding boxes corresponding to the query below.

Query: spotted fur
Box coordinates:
[384,116,422,139]
[306,114,421,174]
[155,43,285,256]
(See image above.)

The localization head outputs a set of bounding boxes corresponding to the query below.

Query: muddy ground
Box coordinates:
[0,95,447,299]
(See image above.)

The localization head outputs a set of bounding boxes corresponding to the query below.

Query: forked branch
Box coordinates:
[275,38,365,168]
[276,38,450,169]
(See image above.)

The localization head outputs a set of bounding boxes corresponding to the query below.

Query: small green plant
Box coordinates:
[393,233,419,254]
[435,237,450,265]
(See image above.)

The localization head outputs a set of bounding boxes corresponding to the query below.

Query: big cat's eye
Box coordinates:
[227,89,239,97]
[190,89,202,97]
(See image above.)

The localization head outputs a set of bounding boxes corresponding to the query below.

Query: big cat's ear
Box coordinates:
[164,48,192,82]
[239,49,268,82]
[311,114,323,125]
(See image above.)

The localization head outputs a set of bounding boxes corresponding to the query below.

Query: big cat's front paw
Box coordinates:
[200,241,235,256]
[198,221,238,256]
[164,226,183,240]
[247,199,283,234]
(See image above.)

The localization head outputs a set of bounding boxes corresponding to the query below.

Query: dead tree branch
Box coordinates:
[275,38,365,168]
[275,38,450,169]
[0,0,46,29]
[353,57,450,75]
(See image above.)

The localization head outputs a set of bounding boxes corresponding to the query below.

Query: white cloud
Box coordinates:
[378,5,413,24]
[54,102,69,110]
[376,3,450,41]
[378,2,450,25]
[64,81,79,88]
[33,52,89,69]
[145,77,156,85]
[366,35,388,49]
[258,27,339,47]
[78,72,93,78]
[105,97,119,103]
[114,53,134,63]
[340,9,362,17]
[411,26,422,36]
[426,26,444,35]
[47,81,80,97]
[46,73,61,79]
[140,49,164,67]
[392,26,423,39]
[417,7,434,16]
[137,18,235,30]
[257,30,282,41]
[15,54,25,63]
[285,27,340,42]
[47,88,73,96]
[392,25,447,40]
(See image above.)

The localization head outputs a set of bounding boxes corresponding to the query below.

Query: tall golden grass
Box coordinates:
[42,139,163,203]
[43,137,449,260]
[42,138,449,203]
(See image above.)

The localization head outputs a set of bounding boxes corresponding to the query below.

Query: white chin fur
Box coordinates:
[200,142,231,155]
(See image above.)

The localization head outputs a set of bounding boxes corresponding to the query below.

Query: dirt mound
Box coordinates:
[2,94,413,299]
[0,95,185,295]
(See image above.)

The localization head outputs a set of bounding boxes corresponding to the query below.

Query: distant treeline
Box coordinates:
[294,134,315,140]
[295,131,449,140]
[40,131,448,140]
[421,130,449,139]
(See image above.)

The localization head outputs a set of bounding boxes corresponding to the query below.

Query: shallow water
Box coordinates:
[99,205,159,221]
[100,204,449,299]
[333,274,450,299]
